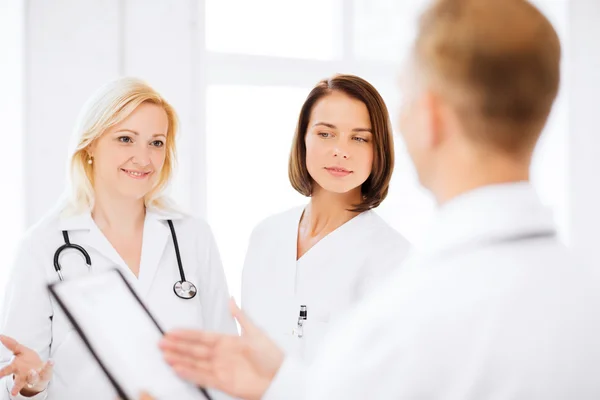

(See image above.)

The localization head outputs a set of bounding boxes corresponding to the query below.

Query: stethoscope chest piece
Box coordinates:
[173,280,197,299]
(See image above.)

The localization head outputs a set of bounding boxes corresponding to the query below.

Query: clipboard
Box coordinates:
[48,268,212,400]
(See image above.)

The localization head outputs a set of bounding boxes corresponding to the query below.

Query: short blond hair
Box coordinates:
[414,0,561,153]
[65,77,179,214]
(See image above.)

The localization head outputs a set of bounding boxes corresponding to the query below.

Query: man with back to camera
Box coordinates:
[157,0,600,398]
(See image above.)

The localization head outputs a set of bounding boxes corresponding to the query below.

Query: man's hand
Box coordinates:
[160,299,284,400]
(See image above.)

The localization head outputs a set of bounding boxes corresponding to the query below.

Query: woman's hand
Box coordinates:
[0,335,53,397]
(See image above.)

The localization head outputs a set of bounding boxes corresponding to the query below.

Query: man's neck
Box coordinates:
[433,155,531,206]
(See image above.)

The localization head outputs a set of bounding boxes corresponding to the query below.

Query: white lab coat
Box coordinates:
[270,183,600,399]
[0,206,237,400]
[242,206,410,369]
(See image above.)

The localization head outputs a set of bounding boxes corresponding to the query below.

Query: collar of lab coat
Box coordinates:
[58,207,185,296]
[416,181,556,257]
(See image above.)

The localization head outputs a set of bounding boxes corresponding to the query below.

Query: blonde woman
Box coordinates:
[0,77,236,399]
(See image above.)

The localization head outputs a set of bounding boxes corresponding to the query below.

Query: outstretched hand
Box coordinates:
[160,298,284,400]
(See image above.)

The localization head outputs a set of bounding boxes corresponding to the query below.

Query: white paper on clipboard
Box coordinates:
[48,268,209,400]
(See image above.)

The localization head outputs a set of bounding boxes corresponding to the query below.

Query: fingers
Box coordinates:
[161,335,214,373]
[0,335,21,355]
[164,352,196,368]
[163,349,217,388]
[172,364,205,381]
[160,337,211,360]
[26,368,40,387]
[171,363,218,389]
[38,360,54,383]
[0,338,50,396]
[0,359,53,394]
[228,297,239,317]
[163,329,221,346]
[229,299,257,336]
[163,349,204,370]
[0,363,14,379]
[12,373,27,396]
[161,344,216,387]
[113,394,155,400]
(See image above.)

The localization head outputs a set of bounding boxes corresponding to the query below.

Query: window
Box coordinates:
[206,85,308,298]
[206,0,341,60]
[352,0,429,62]
[201,0,569,298]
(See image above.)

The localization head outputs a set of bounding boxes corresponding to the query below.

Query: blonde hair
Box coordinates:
[414,0,561,153]
[64,77,179,215]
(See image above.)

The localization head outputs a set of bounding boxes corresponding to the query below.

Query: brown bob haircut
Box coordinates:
[288,74,395,212]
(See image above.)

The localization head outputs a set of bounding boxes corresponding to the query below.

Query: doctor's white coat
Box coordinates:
[242,206,411,367]
[270,183,600,399]
[0,207,237,400]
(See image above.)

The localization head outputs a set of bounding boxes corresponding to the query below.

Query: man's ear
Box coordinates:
[418,89,444,151]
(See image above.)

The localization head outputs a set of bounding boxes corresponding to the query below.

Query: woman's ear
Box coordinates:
[86,141,97,159]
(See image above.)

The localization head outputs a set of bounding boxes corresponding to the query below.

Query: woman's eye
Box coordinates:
[318,132,332,138]
[151,140,165,147]
[118,136,133,143]
[353,136,368,143]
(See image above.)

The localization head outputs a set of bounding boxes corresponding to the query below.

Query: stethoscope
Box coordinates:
[52,219,198,299]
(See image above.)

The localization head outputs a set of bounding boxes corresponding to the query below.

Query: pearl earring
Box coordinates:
[88,158,93,165]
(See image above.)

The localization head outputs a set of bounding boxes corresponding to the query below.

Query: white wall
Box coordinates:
[568,0,600,265]
[2,0,597,298]
[0,0,24,296]
[23,0,204,226]
[25,0,120,224]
